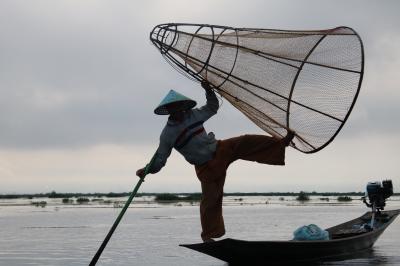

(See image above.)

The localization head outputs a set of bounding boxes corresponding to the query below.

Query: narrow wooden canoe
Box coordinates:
[181,209,400,265]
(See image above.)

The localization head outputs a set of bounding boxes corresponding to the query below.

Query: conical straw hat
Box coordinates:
[154,90,197,115]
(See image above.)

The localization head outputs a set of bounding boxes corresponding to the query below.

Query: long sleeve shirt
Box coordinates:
[148,90,219,173]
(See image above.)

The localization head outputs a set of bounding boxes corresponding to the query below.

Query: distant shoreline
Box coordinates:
[1,191,399,199]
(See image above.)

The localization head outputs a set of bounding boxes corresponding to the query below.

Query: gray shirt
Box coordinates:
[148,90,219,173]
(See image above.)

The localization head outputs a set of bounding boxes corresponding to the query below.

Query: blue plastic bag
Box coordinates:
[293,224,329,241]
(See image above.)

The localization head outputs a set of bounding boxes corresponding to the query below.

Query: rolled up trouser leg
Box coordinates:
[199,178,225,240]
[195,140,231,239]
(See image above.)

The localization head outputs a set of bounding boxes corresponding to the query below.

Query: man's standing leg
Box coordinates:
[195,140,232,241]
[199,176,226,241]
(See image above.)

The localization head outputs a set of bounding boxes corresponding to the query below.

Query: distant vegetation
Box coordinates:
[62,198,73,204]
[337,196,353,202]
[155,193,180,201]
[76,197,90,204]
[155,193,202,202]
[183,193,202,201]
[91,198,104,202]
[1,191,398,200]
[296,191,310,201]
[106,192,132,198]
[31,201,47,207]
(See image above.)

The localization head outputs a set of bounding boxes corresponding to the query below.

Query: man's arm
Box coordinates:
[136,133,173,178]
[195,81,219,120]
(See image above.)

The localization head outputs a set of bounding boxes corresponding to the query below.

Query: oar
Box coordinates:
[89,154,156,265]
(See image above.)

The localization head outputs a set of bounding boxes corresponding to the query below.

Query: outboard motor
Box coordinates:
[362,180,393,229]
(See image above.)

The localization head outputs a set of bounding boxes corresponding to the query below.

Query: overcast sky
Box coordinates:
[0,0,399,194]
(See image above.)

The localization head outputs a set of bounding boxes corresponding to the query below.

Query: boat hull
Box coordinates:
[181,209,400,264]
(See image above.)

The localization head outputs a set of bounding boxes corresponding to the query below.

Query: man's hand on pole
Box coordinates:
[136,167,146,178]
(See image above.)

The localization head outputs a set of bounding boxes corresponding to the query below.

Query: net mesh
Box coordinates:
[150,23,364,153]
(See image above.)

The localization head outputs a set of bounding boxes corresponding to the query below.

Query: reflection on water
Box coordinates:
[0,196,399,266]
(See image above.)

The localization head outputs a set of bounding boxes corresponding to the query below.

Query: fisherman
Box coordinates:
[136,81,295,242]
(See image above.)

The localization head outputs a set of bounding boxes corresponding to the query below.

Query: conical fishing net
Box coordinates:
[150,23,364,153]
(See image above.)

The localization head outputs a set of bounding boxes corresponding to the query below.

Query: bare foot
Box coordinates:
[283,130,295,146]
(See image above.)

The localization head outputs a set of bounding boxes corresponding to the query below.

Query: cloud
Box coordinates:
[1,0,399,150]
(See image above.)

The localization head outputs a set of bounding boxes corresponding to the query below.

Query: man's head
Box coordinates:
[154,90,197,116]
[166,102,185,121]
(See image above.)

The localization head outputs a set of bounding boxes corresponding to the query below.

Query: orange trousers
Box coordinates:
[194,134,286,240]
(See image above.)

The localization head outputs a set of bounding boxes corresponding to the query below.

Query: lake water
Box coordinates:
[0,196,399,265]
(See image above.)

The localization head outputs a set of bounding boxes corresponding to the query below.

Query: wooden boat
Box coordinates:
[181,209,400,265]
